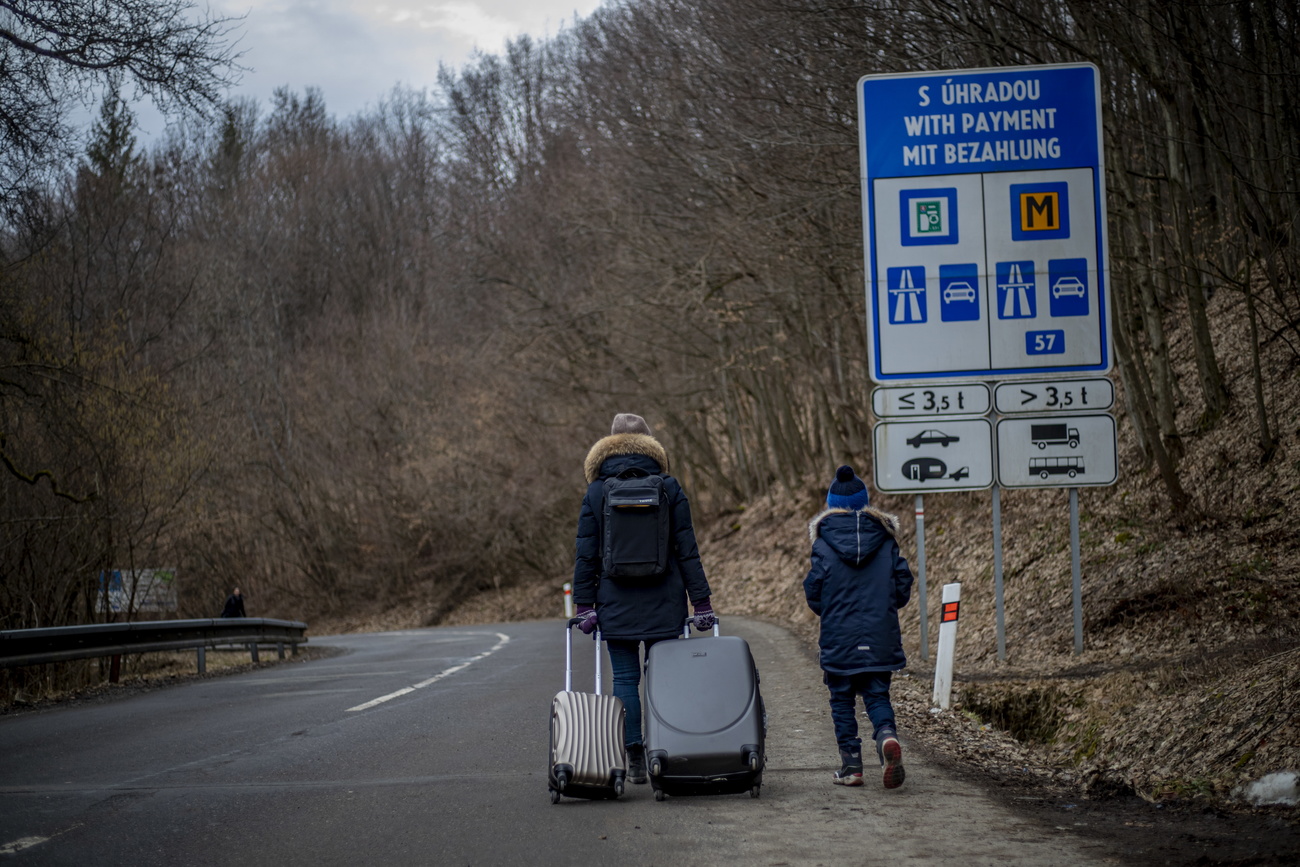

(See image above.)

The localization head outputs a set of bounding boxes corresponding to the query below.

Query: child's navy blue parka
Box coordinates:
[803,506,914,674]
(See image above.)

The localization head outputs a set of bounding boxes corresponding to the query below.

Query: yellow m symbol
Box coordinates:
[1020,192,1059,231]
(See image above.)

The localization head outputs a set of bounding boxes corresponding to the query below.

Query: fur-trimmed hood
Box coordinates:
[808,506,900,543]
[808,506,899,566]
[584,433,671,483]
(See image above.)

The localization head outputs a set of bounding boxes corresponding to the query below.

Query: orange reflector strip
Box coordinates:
[941,601,960,623]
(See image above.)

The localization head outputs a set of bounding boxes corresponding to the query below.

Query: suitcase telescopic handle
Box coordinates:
[564,620,603,694]
[682,616,721,639]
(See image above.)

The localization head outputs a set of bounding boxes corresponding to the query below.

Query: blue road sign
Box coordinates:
[1048,258,1089,316]
[887,265,927,323]
[858,63,1111,382]
[939,263,980,321]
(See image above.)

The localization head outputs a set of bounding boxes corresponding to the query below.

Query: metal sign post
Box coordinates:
[992,484,1006,661]
[1070,488,1083,654]
[915,494,929,660]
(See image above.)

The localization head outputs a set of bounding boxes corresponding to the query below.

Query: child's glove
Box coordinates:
[575,604,599,635]
[692,598,716,631]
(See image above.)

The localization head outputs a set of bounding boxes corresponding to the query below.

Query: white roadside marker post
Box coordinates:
[563,582,574,619]
[931,582,962,710]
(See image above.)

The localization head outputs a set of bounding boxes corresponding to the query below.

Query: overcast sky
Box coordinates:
[129,0,605,138]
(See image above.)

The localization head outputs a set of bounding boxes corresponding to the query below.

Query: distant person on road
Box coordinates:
[220,587,246,618]
[804,465,913,789]
[572,412,715,786]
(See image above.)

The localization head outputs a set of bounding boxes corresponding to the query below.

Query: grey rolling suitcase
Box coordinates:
[644,619,766,800]
[548,619,627,803]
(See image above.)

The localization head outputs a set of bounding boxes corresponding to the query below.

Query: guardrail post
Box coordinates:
[276,642,285,660]
[249,643,259,663]
[109,654,122,683]
[197,646,206,674]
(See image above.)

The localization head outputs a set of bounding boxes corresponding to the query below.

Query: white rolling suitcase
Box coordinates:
[548,619,627,802]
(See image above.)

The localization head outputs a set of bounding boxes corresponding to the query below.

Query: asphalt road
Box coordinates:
[0,618,1122,865]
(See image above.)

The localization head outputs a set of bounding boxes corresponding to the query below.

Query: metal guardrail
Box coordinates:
[0,618,309,674]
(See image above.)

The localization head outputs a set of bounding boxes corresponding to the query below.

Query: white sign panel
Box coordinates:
[98,568,179,614]
[996,413,1117,488]
[994,377,1115,414]
[858,63,1112,382]
[873,418,994,493]
[872,383,991,418]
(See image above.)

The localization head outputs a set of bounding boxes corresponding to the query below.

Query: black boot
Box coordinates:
[832,747,863,786]
[626,744,647,784]
[876,727,905,789]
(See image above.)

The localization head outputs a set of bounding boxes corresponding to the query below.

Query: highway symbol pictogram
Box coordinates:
[887,266,927,323]
[995,261,1037,319]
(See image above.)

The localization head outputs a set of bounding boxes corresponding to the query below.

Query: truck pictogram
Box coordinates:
[1030,423,1080,449]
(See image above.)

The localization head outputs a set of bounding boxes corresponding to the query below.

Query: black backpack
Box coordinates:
[601,468,671,581]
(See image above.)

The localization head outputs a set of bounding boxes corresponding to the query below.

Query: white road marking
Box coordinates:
[346,632,511,712]
[243,673,407,684]
[0,836,47,855]
[0,823,81,855]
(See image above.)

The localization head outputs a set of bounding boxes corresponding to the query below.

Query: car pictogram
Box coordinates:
[906,429,959,448]
[1051,276,1086,298]
[942,282,976,303]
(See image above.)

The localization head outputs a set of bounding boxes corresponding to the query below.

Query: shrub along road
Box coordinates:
[0,618,1123,865]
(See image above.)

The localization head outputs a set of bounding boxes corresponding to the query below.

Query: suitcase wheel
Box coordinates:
[614,779,624,797]
[549,788,560,804]
[750,784,761,799]
[649,758,662,778]
[654,788,666,802]
[747,751,760,772]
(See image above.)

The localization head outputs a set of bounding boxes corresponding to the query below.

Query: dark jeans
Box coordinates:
[607,638,665,747]
[826,670,895,752]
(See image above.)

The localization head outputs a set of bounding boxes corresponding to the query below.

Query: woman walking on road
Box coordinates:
[571,413,716,785]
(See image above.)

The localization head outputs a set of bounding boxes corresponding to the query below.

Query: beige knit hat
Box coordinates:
[610,413,652,436]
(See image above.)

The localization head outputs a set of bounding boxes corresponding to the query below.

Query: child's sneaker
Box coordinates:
[876,728,905,789]
[832,748,863,786]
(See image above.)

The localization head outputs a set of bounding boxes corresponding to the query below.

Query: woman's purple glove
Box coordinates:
[575,604,598,635]
[692,598,716,632]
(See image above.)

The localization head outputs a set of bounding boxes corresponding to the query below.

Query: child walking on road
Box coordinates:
[804,465,914,789]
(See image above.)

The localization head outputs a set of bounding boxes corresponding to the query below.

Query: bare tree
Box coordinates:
[0,0,241,209]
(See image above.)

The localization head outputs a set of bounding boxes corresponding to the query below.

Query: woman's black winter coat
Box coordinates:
[572,433,711,641]
[804,507,913,674]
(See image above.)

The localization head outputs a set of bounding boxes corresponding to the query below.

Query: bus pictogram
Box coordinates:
[1029,456,1084,479]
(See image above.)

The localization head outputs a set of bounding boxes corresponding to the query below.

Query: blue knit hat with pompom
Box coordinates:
[826,465,870,511]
